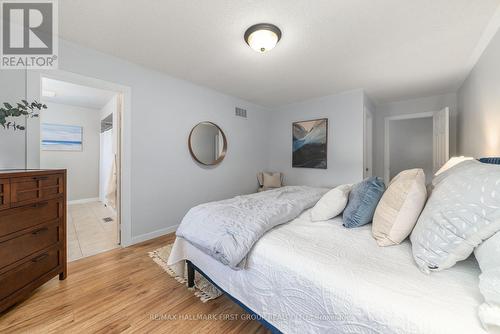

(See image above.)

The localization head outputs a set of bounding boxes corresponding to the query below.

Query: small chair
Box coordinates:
[257,172,284,192]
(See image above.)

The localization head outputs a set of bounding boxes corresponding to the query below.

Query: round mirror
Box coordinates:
[188,122,227,166]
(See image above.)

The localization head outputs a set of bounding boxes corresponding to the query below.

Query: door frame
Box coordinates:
[27,70,132,247]
[384,111,434,185]
[363,107,373,178]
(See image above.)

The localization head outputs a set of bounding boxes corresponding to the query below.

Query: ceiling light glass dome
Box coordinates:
[244,23,282,53]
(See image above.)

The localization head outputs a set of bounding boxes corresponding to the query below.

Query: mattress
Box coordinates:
[168,209,486,334]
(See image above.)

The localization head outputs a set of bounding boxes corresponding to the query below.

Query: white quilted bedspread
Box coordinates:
[168,209,486,334]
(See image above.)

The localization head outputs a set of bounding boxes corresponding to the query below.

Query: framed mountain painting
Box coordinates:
[292,118,328,169]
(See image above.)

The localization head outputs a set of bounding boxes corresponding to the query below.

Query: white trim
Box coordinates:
[385,112,433,122]
[68,197,99,205]
[384,111,434,184]
[131,225,179,245]
[28,69,133,247]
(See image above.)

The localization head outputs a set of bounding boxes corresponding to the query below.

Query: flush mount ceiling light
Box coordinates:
[244,23,282,53]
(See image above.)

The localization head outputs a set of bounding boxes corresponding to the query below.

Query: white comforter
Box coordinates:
[168,209,486,334]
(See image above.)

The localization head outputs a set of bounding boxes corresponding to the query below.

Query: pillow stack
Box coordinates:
[372,169,427,246]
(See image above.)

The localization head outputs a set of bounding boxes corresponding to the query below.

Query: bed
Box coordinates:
[168,208,486,334]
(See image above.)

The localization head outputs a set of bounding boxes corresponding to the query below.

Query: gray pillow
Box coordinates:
[410,160,500,273]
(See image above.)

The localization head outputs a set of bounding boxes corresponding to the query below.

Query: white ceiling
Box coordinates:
[41,78,116,110]
[59,0,500,107]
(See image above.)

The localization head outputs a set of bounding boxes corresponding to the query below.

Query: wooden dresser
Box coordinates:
[0,170,67,313]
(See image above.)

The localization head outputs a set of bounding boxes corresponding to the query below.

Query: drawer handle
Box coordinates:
[33,176,49,181]
[31,253,49,263]
[32,227,49,235]
[31,202,48,208]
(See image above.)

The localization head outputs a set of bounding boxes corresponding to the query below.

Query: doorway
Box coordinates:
[384,108,449,184]
[39,77,122,261]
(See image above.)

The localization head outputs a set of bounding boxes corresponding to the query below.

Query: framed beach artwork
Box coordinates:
[41,123,83,151]
[292,118,328,169]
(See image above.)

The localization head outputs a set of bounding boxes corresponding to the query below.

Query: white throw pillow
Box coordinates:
[311,184,352,222]
[411,160,500,273]
[372,169,427,246]
[475,232,500,332]
[263,172,282,188]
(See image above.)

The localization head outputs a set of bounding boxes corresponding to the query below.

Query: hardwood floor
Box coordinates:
[0,234,268,334]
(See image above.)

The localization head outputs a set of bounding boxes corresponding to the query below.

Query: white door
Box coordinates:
[433,107,450,173]
[364,108,373,178]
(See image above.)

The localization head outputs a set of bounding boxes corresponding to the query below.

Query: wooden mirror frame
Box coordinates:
[188,121,227,166]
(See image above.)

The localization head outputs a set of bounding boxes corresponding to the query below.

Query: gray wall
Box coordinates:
[268,90,365,187]
[389,117,433,183]
[51,40,270,239]
[458,29,500,158]
[40,102,101,202]
[373,93,458,178]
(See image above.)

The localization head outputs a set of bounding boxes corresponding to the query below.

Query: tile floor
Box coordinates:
[67,201,119,262]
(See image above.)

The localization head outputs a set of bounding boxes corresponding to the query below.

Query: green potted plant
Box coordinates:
[0,100,47,131]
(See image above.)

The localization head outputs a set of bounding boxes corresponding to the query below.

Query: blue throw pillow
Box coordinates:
[343,177,386,228]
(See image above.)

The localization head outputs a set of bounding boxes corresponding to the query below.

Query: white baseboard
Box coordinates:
[68,197,100,205]
[130,224,179,245]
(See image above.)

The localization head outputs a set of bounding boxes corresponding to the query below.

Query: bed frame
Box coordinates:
[186,260,282,334]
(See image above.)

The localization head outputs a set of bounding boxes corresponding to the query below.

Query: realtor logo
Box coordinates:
[1,0,58,69]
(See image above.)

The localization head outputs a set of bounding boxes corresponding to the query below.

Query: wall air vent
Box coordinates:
[235,107,247,118]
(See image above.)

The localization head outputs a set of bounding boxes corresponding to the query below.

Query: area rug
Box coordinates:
[149,244,222,302]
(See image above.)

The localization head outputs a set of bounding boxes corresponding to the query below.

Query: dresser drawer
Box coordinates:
[0,223,61,269]
[0,247,60,301]
[0,198,63,238]
[0,179,9,210]
[10,174,64,207]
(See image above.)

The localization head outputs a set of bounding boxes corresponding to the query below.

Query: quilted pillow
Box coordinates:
[410,160,500,273]
[311,184,352,221]
[372,169,427,246]
[475,232,500,332]
[343,177,385,228]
